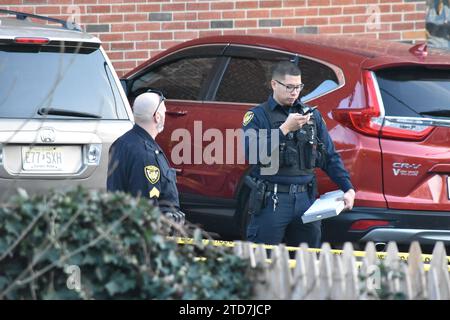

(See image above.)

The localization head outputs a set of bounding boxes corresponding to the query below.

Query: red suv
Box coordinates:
[122,35,450,248]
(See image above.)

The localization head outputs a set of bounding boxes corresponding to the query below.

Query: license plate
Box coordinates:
[22,146,64,171]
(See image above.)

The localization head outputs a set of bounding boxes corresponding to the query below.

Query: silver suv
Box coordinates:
[0,10,133,201]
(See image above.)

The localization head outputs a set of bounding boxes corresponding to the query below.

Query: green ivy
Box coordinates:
[0,186,254,300]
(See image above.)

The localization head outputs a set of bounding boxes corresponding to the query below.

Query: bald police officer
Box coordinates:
[243,61,355,248]
[107,90,184,223]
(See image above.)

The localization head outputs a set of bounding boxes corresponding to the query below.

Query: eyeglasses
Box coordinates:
[146,89,166,117]
[274,79,304,93]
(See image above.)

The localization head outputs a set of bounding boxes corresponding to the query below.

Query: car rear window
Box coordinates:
[376,67,450,118]
[0,47,128,119]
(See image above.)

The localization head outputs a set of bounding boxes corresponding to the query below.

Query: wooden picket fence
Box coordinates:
[233,241,450,300]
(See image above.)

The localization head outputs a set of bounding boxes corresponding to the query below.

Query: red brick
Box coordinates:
[379,4,391,13]
[222,11,245,19]
[99,14,123,23]
[235,20,257,28]
[87,5,111,14]
[111,42,134,50]
[343,25,365,33]
[162,3,186,11]
[223,29,247,36]
[319,7,342,15]
[150,32,173,40]
[331,0,354,5]
[391,3,416,13]
[198,11,221,20]
[161,22,185,30]
[295,8,319,16]
[404,13,426,21]
[111,23,135,32]
[199,30,223,38]
[271,27,296,34]
[392,22,415,31]
[247,10,270,19]
[173,12,197,21]
[113,60,137,70]
[343,6,366,15]
[35,6,61,15]
[282,18,306,26]
[379,32,401,40]
[330,16,352,24]
[236,1,258,9]
[380,14,402,23]
[136,22,161,31]
[99,33,124,42]
[415,21,425,29]
[106,51,124,60]
[124,14,147,22]
[353,15,371,24]
[174,31,199,40]
[260,0,282,8]
[282,0,306,7]
[305,17,329,25]
[319,25,342,34]
[211,2,234,10]
[136,41,160,50]
[186,2,209,11]
[308,0,331,6]
[247,28,271,35]
[161,40,183,49]
[124,32,148,41]
[112,4,136,13]
[402,30,426,40]
[271,9,295,18]
[136,4,161,12]
[187,21,210,29]
[80,15,98,24]
[125,51,149,60]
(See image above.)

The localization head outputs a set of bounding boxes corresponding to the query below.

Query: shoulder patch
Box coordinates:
[149,187,160,199]
[144,165,160,184]
[243,111,254,126]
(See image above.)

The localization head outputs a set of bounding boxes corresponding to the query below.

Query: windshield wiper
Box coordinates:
[419,109,450,117]
[38,108,102,119]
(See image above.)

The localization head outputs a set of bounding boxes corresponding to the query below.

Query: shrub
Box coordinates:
[0,187,254,299]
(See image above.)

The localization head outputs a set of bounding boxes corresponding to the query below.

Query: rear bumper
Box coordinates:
[322,206,450,245]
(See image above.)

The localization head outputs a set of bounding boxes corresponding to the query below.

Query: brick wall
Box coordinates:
[1,0,427,76]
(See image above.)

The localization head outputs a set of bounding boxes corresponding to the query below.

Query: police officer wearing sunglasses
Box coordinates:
[242,61,355,248]
[107,90,185,225]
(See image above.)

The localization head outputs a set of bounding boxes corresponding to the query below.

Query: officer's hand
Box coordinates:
[343,189,356,211]
[280,113,311,135]
[163,210,185,225]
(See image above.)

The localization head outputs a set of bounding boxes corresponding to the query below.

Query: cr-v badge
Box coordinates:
[39,128,56,143]
[392,162,421,176]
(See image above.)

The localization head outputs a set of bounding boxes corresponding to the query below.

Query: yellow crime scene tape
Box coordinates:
[175,237,450,270]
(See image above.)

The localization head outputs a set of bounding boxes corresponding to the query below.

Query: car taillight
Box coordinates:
[14,37,50,44]
[332,70,433,141]
[350,220,390,231]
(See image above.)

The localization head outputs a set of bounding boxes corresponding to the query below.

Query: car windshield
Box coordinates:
[0,47,128,119]
[376,67,450,119]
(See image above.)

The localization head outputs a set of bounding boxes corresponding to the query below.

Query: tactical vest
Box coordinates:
[261,101,321,176]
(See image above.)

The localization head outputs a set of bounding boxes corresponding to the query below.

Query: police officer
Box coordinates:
[243,61,355,248]
[107,90,184,224]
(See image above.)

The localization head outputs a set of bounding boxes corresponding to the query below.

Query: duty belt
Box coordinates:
[265,182,309,193]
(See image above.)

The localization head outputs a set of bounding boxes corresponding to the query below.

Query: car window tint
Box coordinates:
[376,67,450,118]
[130,57,216,101]
[215,55,339,104]
[299,58,339,100]
[0,48,127,120]
[215,57,272,104]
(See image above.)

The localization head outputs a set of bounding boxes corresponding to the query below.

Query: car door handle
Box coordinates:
[166,110,187,117]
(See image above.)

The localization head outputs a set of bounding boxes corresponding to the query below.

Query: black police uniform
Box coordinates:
[107,124,181,216]
[242,95,354,248]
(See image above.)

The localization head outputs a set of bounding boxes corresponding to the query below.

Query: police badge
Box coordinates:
[144,165,160,184]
